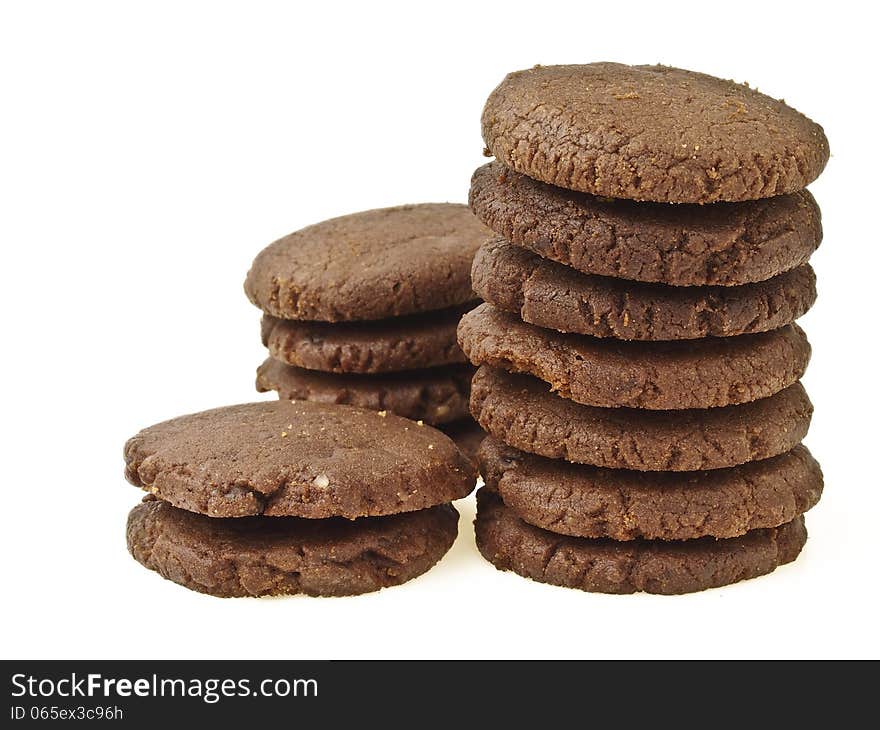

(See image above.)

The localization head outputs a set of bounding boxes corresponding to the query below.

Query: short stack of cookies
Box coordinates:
[462,63,829,594]
[244,203,489,460]
[124,400,476,597]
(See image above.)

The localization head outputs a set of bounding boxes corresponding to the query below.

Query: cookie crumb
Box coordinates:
[313,473,330,489]
[377,410,387,417]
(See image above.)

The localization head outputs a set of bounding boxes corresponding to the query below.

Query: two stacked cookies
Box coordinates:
[125,400,476,597]
[244,203,489,459]
[462,63,829,594]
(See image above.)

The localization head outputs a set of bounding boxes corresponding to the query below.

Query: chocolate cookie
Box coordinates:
[479,436,822,541]
[470,366,812,471]
[256,358,473,426]
[473,238,817,340]
[260,305,471,374]
[439,420,485,465]
[475,490,807,595]
[469,162,823,287]
[481,63,829,203]
[459,304,810,410]
[245,203,490,322]
[124,400,476,519]
[128,498,458,598]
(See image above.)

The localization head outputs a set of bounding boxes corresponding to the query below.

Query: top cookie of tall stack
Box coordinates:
[473,62,828,293]
[481,62,828,205]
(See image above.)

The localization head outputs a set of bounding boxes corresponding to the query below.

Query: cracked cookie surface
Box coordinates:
[469,366,812,471]
[475,489,807,595]
[124,400,476,518]
[245,203,490,322]
[256,358,473,426]
[470,163,823,286]
[473,238,816,340]
[459,304,810,410]
[479,436,822,540]
[127,498,458,597]
[481,64,829,204]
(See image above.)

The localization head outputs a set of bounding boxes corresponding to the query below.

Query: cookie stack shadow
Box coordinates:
[244,203,489,461]
[460,63,829,594]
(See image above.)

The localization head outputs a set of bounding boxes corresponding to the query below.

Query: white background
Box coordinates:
[2,1,877,660]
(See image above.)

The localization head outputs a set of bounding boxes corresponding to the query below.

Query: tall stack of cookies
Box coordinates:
[462,63,829,594]
[244,203,490,460]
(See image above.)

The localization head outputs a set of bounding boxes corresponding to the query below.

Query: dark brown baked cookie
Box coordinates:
[260,305,471,374]
[124,400,476,519]
[475,490,807,595]
[479,436,822,541]
[473,238,816,340]
[439,419,485,465]
[127,498,458,598]
[470,162,823,287]
[470,366,812,471]
[459,304,810,410]
[245,203,490,322]
[256,358,473,426]
[481,64,829,203]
